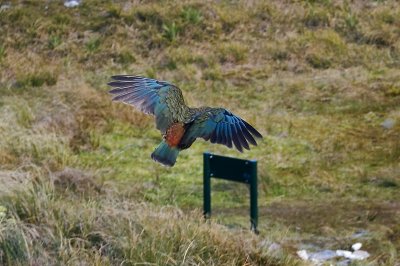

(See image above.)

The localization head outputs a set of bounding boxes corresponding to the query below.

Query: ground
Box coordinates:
[0,0,399,265]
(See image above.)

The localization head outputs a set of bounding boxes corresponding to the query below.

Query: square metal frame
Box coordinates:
[203,152,258,233]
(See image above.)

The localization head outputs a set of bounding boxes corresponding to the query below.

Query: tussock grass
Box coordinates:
[0,175,289,265]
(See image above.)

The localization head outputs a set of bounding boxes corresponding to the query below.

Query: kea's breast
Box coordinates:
[165,122,185,147]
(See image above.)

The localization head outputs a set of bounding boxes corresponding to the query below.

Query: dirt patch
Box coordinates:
[215,200,400,233]
[264,200,400,233]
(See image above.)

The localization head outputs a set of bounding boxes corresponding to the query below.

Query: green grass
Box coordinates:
[0,0,399,265]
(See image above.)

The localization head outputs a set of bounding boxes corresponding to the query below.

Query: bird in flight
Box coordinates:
[108,76,263,166]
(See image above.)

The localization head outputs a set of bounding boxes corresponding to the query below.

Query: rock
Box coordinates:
[347,250,370,260]
[309,250,337,261]
[352,242,362,251]
[64,0,81,8]
[297,250,309,260]
[297,244,370,264]
[381,118,395,129]
[336,250,352,257]
[298,249,339,262]
[336,248,370,260]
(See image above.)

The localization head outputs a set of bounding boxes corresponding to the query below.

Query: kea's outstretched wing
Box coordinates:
[108,75,187,133]
[181,108,263,152]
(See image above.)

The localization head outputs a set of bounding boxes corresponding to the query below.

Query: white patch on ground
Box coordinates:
[343,250,370,260]
[64,0,81,8]
[351,242,362,251]
[336,250,352,257]
[381,118,396,129]
[296,250,309,261]
[297,242,370,264]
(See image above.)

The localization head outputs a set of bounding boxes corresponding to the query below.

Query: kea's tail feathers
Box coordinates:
[151,141,180,167]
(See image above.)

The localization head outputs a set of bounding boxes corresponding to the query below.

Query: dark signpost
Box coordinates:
[203,152,258,233]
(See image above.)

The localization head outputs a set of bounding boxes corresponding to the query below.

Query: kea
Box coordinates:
[108,76,263,167]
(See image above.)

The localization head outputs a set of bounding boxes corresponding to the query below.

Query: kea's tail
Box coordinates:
[151,141,180,167]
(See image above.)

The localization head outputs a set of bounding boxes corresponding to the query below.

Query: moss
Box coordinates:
[16,71,58,88]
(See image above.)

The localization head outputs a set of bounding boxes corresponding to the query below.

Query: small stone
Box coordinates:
[297,250,309,260]
[310,250,337,261]
[336,250,352,257]
[381,118,395,129]
[348,250,370,260]
[64,0,81,8]
[352,242,362,251]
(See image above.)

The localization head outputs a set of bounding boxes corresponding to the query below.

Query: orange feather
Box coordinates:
[165,123,185,147]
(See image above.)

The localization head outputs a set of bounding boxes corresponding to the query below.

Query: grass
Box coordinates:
[0,172,289,265]
[0,0,399,265]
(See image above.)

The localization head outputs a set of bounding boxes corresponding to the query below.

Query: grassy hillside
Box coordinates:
[0,0,399,265]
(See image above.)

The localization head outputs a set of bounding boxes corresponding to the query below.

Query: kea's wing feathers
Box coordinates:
[108,75,186,133]
[182,108,263,152]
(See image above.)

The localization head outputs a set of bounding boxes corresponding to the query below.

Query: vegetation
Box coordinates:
[0,0,399,265]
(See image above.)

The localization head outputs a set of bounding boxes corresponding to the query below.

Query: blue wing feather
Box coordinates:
[230,123,243,152]
[224,122,233,148]
[217,123,226,146]
[239,121,257,145]
[181,108,262,152]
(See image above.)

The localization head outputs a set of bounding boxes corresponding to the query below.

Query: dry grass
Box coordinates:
[0,173,291,265]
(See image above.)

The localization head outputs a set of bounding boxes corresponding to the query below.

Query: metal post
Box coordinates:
[249,160,258,234]
[203,153,211,219]
[203,153,259,233]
